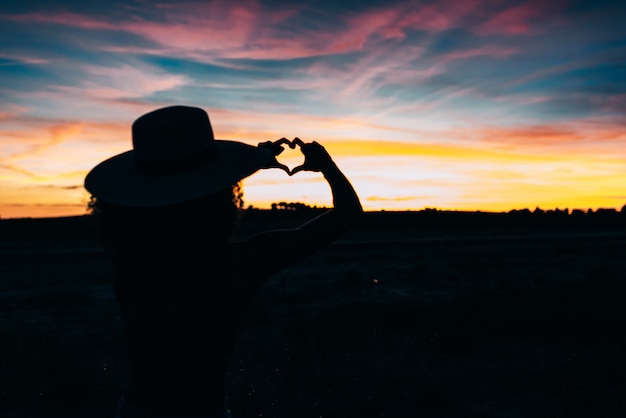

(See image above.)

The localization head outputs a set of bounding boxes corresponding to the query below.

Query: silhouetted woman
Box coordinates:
[84,105,363,418]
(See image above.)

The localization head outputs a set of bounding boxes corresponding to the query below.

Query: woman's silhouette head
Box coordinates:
[84,105,273,208]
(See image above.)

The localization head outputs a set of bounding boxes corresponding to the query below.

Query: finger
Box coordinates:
[267,155,290,170]
[292,137,306,148]
[274,137,291,147]
[260,138,288,155]
[289,164,306,175]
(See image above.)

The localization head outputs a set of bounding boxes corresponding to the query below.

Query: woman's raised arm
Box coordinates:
[239,138,363,278]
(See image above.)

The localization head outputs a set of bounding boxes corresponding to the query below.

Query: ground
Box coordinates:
[1,214,625,417]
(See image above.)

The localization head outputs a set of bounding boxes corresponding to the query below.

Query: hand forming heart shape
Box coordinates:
[259,137,306,176]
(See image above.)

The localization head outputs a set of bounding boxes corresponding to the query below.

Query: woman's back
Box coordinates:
[117,252,240,415]
[101,195,249,415]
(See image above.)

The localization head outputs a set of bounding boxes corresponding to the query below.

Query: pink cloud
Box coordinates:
[595,94,626,113]
[0,0,565,80]
[475,0,567,36]
[391,0,480,33]
[472,119,626,156]
[437,45,518,62]
[6,11,119,30]
[1,0,505,63]
[326,0,487,52]
[118,0,310,60]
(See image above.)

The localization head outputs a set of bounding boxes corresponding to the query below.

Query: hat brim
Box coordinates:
[84,140,273,207]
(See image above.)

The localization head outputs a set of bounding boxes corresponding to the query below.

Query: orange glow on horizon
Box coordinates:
[1,115,625,219]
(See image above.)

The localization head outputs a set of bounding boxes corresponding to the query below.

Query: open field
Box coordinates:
[1,212,625,417]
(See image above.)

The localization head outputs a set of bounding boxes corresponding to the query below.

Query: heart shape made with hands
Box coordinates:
[267,138,306,175]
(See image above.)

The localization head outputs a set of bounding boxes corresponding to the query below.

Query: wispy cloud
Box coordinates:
[56,63,191,100]
[0,53,50,66]
[474,0,567,36]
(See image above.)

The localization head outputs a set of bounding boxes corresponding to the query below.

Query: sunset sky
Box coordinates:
[1,0,625,219]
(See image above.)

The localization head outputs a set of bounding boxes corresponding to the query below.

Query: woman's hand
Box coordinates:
[258,138,293,174]
[290,137,335,175]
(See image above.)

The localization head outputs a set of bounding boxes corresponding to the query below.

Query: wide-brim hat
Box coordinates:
[84,105,273,207]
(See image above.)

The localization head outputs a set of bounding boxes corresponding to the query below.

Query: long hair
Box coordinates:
[92,183,243,256]
[92,183,245,324]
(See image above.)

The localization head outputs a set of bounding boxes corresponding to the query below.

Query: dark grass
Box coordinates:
[1,222,625,417]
